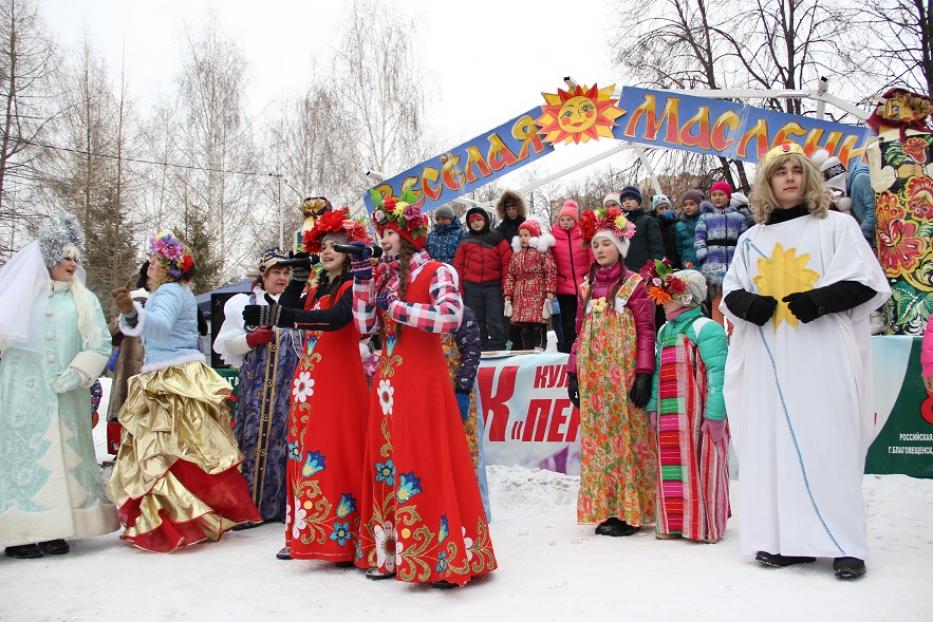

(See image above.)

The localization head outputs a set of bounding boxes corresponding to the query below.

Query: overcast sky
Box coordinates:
[38,0,633,190]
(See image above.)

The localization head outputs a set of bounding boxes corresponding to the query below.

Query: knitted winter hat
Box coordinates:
[467,209,488,224]
[558,199,580,222]
[729,192,749,209]
[681,189,704,205]
[673,269,707,307]
[820,157,848,192]
[512,215,556,253]
[651,194,672,210]
[434,204,456,221]
[258,247,288,273]
[619,186,642,204]
[518,219,541,237]
[710,181,733,199]
[602,192,621,207]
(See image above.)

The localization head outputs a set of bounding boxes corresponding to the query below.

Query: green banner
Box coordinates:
[866,337,933,477]
[215,368,241,422]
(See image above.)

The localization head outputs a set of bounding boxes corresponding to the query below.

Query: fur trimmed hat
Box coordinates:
[512,215,556,253]
[496,190,526,220]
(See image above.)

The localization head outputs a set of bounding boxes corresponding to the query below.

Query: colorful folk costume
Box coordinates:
[568,205,658,536]
[721,144,890,579]
[504,216,557,350]
[213,248,302,522]
[108,232,260,552]
[865,88,933,335]
[0,215,118,557]
[643,262,730,542]
[354,193,496,587]
[440,306,491,520]
[249,207,372,562]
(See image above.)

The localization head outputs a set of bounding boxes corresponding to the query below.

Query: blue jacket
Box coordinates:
[847,162,876,247]
[426,219,466,265]
[694,202,748,285]
[120,282,202,370]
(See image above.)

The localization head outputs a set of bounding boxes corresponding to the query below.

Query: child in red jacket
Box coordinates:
[453,207,512,350]
[551,200,594,353]
[504,217,557,350]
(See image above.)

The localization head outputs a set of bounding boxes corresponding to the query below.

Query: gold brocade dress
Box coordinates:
[106,282,260,552]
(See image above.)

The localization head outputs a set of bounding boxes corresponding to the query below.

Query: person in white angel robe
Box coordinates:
[720,143,890,581]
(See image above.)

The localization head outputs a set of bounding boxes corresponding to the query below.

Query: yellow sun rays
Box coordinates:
[536,83,624,145]
[753,243,821,329]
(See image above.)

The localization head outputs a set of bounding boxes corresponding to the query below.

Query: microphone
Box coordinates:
[277,254,320,268]
[332,243,384,258]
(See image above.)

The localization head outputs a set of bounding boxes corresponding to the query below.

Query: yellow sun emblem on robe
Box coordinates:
[753,243,821,328]
[536,83,623,144]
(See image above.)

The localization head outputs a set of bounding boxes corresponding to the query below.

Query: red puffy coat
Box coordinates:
[551,223,594,295]
[452,232,512,288]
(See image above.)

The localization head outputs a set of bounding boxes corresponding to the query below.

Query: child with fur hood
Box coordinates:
[495,190,527,243]
[503,217,557,350]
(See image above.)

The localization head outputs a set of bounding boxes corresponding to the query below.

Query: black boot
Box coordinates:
[431,580,458,590]
[364,567,395,580]
[275,546,291,560]
[608,520,640,537]
[594,519,617,536]
[755,551,816,567]
[833,557,866,580]
[38,539,70,555]
[4,543,43,559]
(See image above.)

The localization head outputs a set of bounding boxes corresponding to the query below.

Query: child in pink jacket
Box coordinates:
[551,200,594,353]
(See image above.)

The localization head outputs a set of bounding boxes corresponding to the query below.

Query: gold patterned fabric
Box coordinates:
[107,361,260,551]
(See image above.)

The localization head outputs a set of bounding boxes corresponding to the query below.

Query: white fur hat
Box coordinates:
[512,215,556,253]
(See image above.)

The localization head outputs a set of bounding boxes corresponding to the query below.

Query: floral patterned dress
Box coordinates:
[285,280,368,562]
[503,246,557,324]
[355,260,496,586]
[575,272,658,526]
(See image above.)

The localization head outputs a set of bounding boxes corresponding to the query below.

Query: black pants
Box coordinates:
[556,294,578,353]
[463,280,507,350]
[511,322,546,350]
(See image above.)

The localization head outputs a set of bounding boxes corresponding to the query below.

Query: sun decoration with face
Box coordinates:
[536,83,624,145]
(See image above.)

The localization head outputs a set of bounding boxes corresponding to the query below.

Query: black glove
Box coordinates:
[567,372,580,410]
[288,252,312,283]
[629,372,652,408]
[243,304,296,328]
[782,291,820,323]
[784,281,876,324]
[723,289,777,326]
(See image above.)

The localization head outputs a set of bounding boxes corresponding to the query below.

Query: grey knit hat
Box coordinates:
[681,189,704,205]
[434,204,456,221]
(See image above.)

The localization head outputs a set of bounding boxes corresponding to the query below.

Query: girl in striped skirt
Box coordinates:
[643,263,730,543]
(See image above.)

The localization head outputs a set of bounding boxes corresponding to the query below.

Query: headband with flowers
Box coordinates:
[149,231,195,280]
[368,188,429,250]
[302,206,372,253]
[578,203,636,248]
[640,259,687,305]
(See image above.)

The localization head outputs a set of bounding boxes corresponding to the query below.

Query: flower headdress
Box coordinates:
[578,204,636,249]
[148,231,195,281]
[302,206,372,253]
[640,259,688,305]
[368,187,429,251]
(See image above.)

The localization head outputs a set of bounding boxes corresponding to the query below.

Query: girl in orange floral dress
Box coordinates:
[566,205,658,537]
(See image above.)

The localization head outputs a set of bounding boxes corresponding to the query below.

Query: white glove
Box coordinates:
[49,368,81,394]
[504,300,513,318]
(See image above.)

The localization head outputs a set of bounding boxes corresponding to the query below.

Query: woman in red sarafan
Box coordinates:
[352,193,497,589]
[244,206,372,564]
[504,216,557,350]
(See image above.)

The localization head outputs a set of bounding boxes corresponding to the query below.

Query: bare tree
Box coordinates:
[0,0,58,260]
[174,15,260,285]
[333,0,429,177]
[43,39,137,310]
[860,0,933,98]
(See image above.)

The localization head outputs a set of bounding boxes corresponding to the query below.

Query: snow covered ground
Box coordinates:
[0,465,929,622]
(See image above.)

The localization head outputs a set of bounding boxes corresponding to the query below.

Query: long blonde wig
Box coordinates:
[749,152,830,224]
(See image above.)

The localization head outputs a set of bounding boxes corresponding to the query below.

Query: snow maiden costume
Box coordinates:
[248,207,372,563]
[0,214,118,558]
[567,205,658,537]
[643,263,730,542]
[213,247,302,523]
[107,232,260,552]
[354,193,496,587]
[721,143,890,579]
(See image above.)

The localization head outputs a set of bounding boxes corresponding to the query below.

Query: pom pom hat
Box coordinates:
[559,199,580,222]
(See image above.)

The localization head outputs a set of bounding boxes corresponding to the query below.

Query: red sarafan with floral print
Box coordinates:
[285,280,369,562]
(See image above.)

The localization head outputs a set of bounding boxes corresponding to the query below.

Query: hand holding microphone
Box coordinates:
[347,243,380,280]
